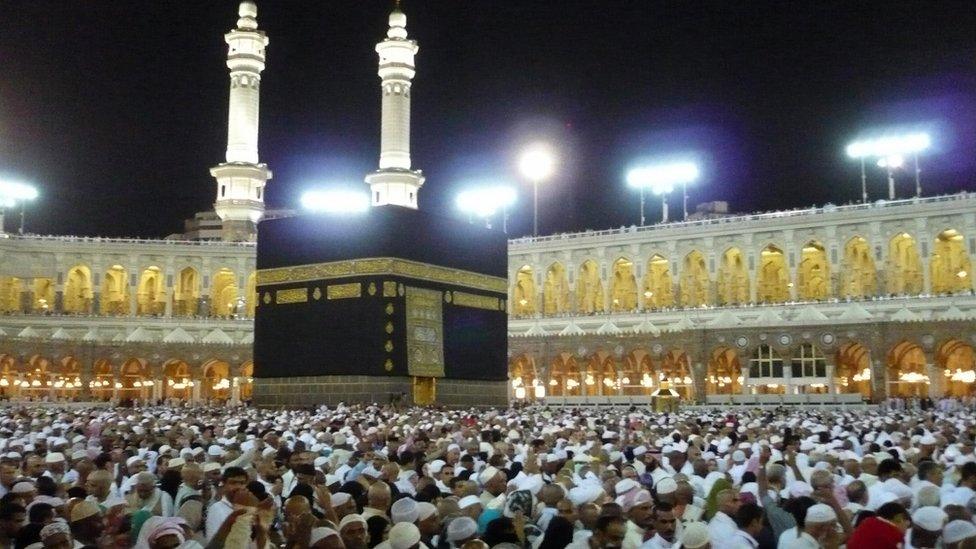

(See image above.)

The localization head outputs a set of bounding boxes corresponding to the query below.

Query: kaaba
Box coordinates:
[252,206,509,407]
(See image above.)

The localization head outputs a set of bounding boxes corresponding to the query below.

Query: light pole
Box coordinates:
[518,144,555,237]
[0,180,38,235]
[846,133,930,202]
[626,162,699,224]
[456,186,517,232]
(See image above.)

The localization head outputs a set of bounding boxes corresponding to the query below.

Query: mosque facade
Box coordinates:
[0,2,973,406]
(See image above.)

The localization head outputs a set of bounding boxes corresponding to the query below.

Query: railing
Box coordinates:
[509,192,976,246]
[1,234,255,248]
[0,311,254,323]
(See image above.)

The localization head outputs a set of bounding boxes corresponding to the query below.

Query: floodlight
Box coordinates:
[300,189,369,213]
[456,186,517,231]
[626,162,699,224]
[518,143,556,236]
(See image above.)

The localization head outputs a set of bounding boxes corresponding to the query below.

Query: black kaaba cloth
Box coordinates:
[254,206,508,382]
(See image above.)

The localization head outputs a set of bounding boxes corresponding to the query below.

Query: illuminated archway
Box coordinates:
[836,342,871,398]
[211,269,240,317]
[931,229,972,294]
[609,258,637,312]
[621,349,653,396]
[0,277,22,312]
[512,265,536,316]
[708,347,741,395]
[642,254,674,309]
[842,237,876,298]
[173,267,200,317]
[101,266,129,315]
[661,350,693,398]
[509,354,539,400]
[887,341,928,397]
[245,272,257,318]
[543,262,570,315]
[202,360,231,401]
[118,358,151,401]
[90,359,115,400]
[0,355,20,396]
[887,233,923,295]
[239,361,254,400]
[53,356,83,397]
[547,353,579,397]
[22,355,52,395]
[797,241,829,300]
[163,359,192,400]
[137,266,166,316]
[717,247,749,305]
[32,278,54,313]
[576,260,605,313]
[63,265,94,314]
[936,339,975,397]
[584,352,617,396]
[757,245,789,303]
[680,250,709,307]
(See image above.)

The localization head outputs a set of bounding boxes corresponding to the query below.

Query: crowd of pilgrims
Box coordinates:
[0,403,974,549]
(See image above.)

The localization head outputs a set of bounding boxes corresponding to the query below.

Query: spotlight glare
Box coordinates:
[518,144,555,182]
[456,186,518,218]
[300,189,369,213]
[626,162,699,195]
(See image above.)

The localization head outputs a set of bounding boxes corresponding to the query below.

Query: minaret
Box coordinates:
[210,1,272,242]
[364,6,425,209]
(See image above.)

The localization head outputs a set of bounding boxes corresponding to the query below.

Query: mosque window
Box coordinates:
[749,345,783,378]
[792,343,826,378]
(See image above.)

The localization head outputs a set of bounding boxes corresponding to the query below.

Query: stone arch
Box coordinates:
[842,236,877,298]
[211,268,240,318]
[63,265,94,314]
[0,354,18,394]
[797,241,829,301]
[509,354,538,399]
[642,254,674,309]
[661,349,693,398]
[717,247,750,305]
[32,278,55,313]
[173,267,201,317]
[936,339,975,397]
[887,233,923,295]
[708,347,741,395]
[584,351,617,396]
[512,265,536,316]
[239,361,254,400]
[162,359,193,399]
[202,359,231,400]
[547,353,579,397]
[931,229,973,295]
[101,265,129,315]
[118,358,151,401]
[0,277,22,312]
[245,272,257,318]
[680,250,709,307]
[90,359,115,399]
[576,260,604,314]
[757,245,790,303]
[137,266,166,316]
[609,258,637,312]
[887,341,928,397]
[835,342,872,397]
[543,262,570,315]
[621,349,653,396]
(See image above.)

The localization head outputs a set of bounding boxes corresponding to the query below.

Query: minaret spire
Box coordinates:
[364,5,425,209]
[210,1,272,242]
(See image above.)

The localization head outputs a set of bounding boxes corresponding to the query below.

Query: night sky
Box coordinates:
[0,1,974,239]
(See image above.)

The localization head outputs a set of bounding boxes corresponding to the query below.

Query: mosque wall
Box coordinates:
[0,194,973,405]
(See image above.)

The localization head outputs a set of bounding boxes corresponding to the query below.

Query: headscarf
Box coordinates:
[704,477,733,520]
[134,516,187,549]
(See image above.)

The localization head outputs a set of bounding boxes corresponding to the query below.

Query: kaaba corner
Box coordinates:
[252,205,509,407]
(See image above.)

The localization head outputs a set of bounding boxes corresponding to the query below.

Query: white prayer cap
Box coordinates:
[391,497,418,524]
[805,504,837,524]
[732,450,746,463]
[388,522,421,549]
[416,501,438,521]
[656,477,678,495]
[339,514,367,531]
[458,495,481,510]
[679,521,710,549]
[12,481,35,494]
[882,478,913,501]
[615,478,639,495]
[911,506,947,532]
[331,492,352,507]
[919,434,937,445]
[944,520,976,544]
[310,526,340,546]
[477,466,500,486]
[202,462,221,473]
[428,459,446,474]
[788,481,813,499]
[207,445,225,457]
[71,450,87,461]
[447,517,478,542]
[167,458,186,468]
[313,456,329,468]
[633,445,648,457]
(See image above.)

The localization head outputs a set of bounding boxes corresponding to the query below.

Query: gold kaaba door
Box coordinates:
[413,377,436,405]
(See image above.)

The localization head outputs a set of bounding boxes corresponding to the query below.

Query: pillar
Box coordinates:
[92,293,100,315]
[19,280,31,313]
[231,378,241,404]
[164,292,173,317]
[826,362,836,394]
[79,363,93,400]
[783,357,794,394]
[198,297,210,317]
[191,382,201,404]
[54,287,64,313]
[128,285,137,316]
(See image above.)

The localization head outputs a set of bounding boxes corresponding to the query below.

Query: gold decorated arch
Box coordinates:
[797,241,829,300]
[609,258,637,312]
[680,250,709,307]
[543,262,570,314]
[887,233,923,295]
[642,254,674,309]
[842,237,876,298]
[931,229,972,294]
[717,247,749,305]
[757,245,789,303]
[512,265,536,316]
